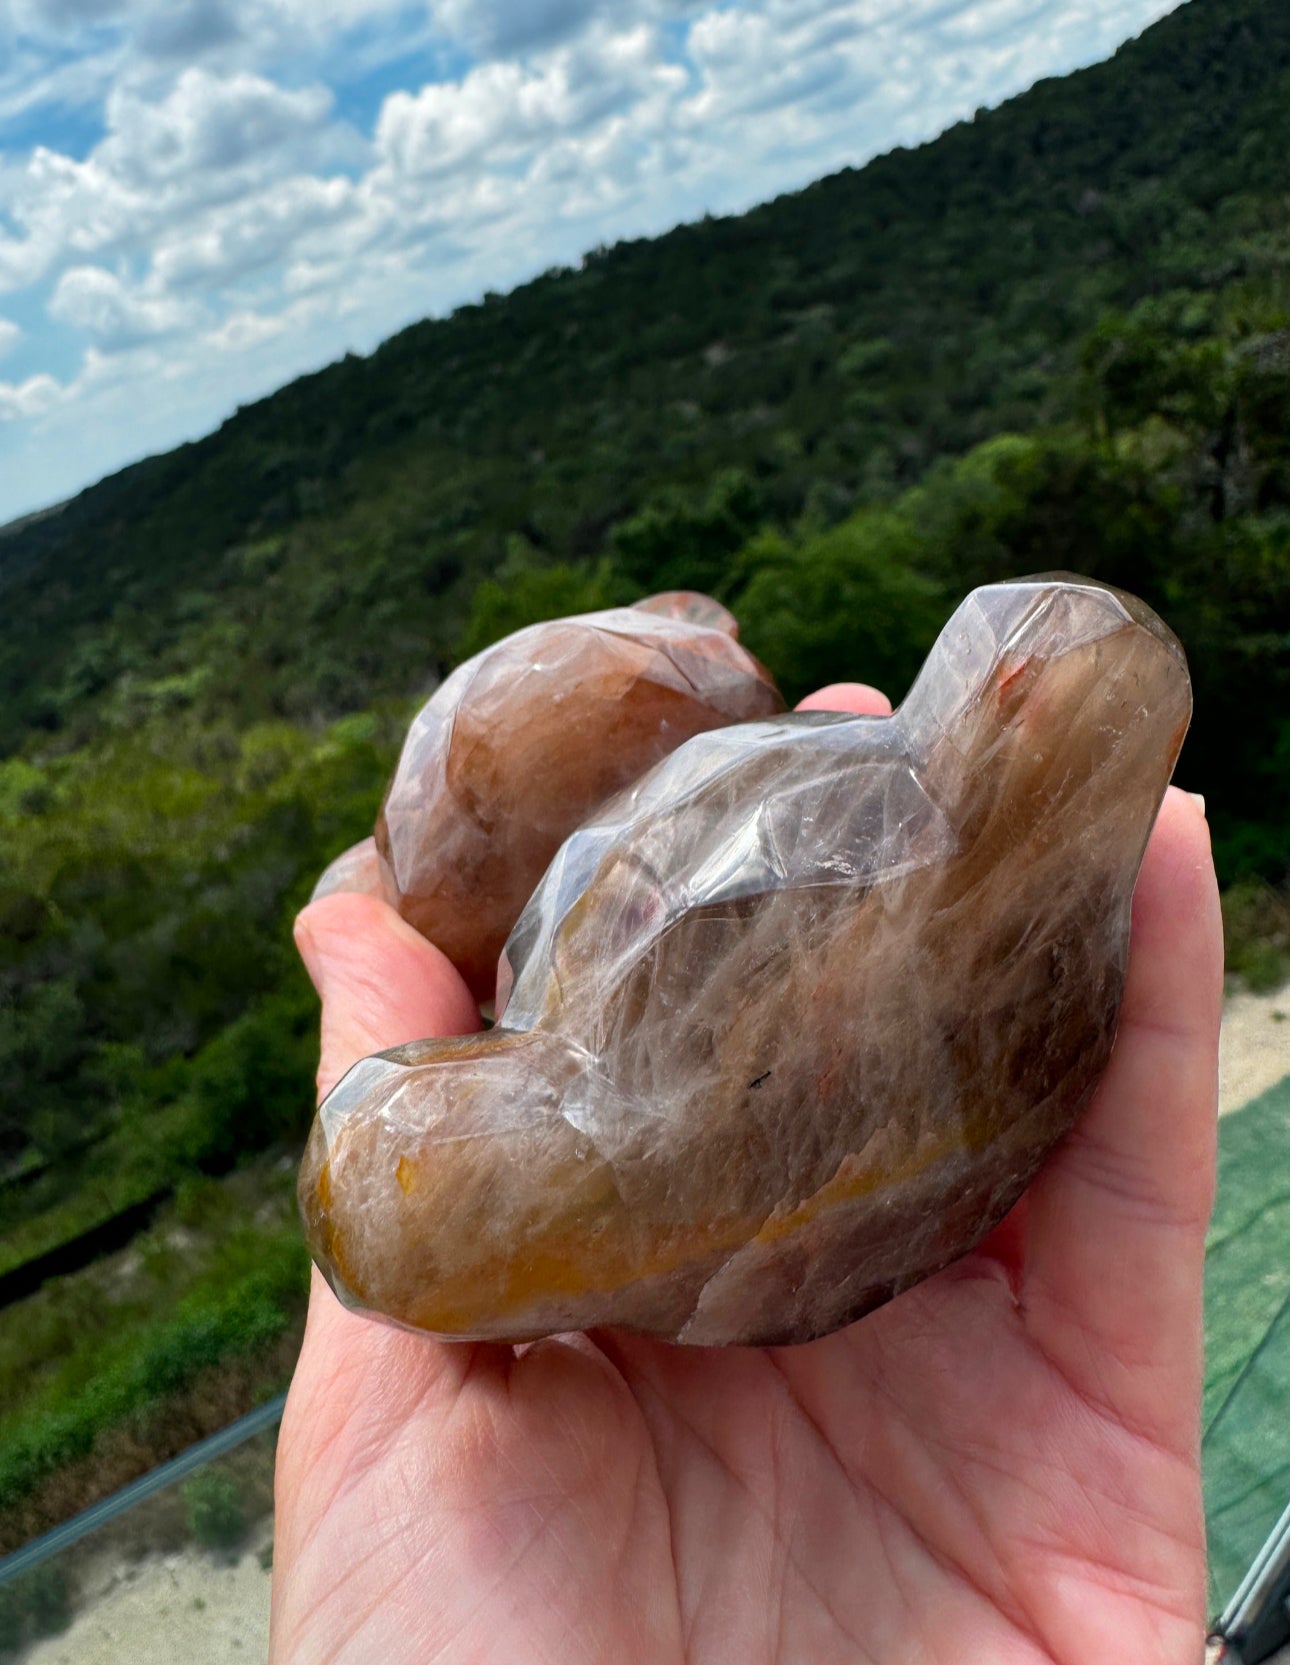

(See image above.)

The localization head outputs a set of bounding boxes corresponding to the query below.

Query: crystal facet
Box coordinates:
[312,591,784,997]
[300,577,1191,1346]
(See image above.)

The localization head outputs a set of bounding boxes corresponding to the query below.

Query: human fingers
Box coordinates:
[289,889,485,1372]
[278,893,493,1552]
[796,682,893,715]
[294,889,480,1100]
[1020,786,1222,1446]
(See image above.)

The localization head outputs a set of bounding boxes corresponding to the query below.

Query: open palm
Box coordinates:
[271,684,1220,1665]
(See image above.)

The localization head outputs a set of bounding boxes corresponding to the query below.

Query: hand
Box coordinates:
[271,682,1221,1665]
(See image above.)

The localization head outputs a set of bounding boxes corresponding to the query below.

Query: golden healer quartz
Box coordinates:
[301,576,1190,1347]
[312,590,785,997]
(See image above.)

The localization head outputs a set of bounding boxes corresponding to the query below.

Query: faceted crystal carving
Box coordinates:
[301,576,1191,1347]
[312,591,784,996]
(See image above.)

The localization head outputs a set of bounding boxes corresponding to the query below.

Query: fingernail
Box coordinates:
[1187,792,1206,819]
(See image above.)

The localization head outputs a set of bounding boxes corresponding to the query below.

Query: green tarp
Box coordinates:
[1204,1068,1290,1612]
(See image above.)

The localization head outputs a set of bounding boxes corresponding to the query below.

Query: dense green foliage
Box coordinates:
[0,702,403,1238]
[0,1167,306,1519]
[0,0,1287,1527]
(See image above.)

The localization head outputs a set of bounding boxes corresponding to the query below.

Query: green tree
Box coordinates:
[735,515,945,703]
[458,545,633,659]
[611,471,764,597]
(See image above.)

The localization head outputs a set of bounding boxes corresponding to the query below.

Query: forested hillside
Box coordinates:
[1,0,1288,1545]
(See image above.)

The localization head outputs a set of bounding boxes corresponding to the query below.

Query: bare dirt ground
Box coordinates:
[1219,985,1290,1116]
[23,1520,273,1664]
[15,990,1288,1663]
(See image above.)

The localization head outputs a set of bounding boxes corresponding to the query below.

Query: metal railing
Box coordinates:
[0,1391,286,1590]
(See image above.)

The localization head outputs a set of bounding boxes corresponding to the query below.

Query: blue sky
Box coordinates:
[0,0,1182,525]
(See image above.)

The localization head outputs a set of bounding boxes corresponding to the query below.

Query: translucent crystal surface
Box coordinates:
[312,591,784,997]
[300,576,1191,1347]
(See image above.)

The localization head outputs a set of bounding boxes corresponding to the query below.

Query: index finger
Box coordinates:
[796,682,893,716]
[294,890,481,1101]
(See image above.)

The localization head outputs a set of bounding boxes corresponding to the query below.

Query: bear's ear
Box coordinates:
[901,575,1167,745]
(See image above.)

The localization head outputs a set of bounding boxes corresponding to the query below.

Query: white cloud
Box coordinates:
[427,0,601,57]
[134,0,243,60]
[0,0,1188,522]
[151,173,355,290]
[0,370,62,420]
[49,265,201,347]
[257,0,409,37]
[0,317,20,358]
[0,36,126,131]
[685,9,865,124]
[426,0,703,58]
[0,67,337,293]
[935,0,1056,43]
[374,26,674,183]
[204,306,288,352]
[12,0,131,27]
[102,67,333,187]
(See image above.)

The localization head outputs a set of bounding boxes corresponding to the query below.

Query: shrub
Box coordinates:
[22,1565,71,1638]
[0,1565,73,1647]
[182,1470,246,1551]
[1222,879,1290,994]
[0,1587,21,1655]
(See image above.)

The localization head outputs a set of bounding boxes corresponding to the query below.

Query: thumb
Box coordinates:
[293,890,482,1101]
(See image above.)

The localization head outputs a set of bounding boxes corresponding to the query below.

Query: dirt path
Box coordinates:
[1219,986,1290,1116]
[22,1523,273,1664]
